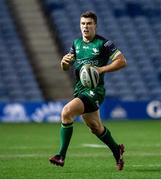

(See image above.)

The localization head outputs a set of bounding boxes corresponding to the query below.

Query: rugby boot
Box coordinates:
[49,154,65,167]
[116,144,125,170]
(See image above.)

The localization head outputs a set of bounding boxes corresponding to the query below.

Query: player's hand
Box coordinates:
[62,54,74,64]
[61,53,74,71]
[95,66,104,74]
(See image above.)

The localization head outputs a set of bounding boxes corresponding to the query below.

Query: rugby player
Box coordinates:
[49,11,127,170]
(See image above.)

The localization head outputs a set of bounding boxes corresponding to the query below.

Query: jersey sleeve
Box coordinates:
[68,41,76,66]
[69,42,75,55]
[103,40,121,61]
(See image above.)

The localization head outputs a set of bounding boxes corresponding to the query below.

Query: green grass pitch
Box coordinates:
[0,120,161,179]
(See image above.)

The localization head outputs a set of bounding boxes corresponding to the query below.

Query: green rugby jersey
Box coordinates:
[69,35,120,102]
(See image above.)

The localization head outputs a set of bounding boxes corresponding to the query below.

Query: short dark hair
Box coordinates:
[80,11,97,24]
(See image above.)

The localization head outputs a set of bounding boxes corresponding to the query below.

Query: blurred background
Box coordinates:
[0,0,161,122]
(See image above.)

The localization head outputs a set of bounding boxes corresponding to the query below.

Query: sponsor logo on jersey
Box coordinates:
[83,46,89,49]
[76,46,80,53]
[86,90,95,98]
[104,40,112,47]
[104,40,117,52]
[76,58,99,66]
[89,90,95,96]
[92,48,99,55]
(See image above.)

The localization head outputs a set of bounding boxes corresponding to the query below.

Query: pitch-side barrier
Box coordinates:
[0,98,160,122]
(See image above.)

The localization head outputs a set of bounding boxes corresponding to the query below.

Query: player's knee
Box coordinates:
[88,122,104,136]
[90,124,101,136]
[61,105,73,123]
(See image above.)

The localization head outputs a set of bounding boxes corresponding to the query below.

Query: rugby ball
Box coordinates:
[80,64,99,89]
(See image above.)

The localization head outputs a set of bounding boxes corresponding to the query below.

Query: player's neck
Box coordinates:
[83,35,95,43]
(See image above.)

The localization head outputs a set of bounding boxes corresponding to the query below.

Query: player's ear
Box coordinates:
[94,22,97,29]
[94,24,97,32]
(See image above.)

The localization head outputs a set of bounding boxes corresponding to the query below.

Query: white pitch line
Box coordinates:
[81,143,161,157]
[0,152,161,159]
[82,143,106,148]
[0,146,51,150]
[129,143,161,148]
[82,143,161,148]
[0,154,48,158]
[0,143,160,158]
[132,164,161,168]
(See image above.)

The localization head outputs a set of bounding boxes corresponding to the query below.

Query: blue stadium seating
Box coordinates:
[43,0,161,100]
[0,0,43,101]
[1,0,160,101]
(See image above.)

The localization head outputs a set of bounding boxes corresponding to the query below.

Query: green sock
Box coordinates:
[98,127,119,160]
[58,122,73,158]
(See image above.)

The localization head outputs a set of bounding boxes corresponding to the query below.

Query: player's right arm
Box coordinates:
[61,53,74,71]
[61,43,75,71]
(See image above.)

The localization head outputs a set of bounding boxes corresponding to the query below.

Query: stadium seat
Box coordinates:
[0,0,161,101]
[42,0,161,100]
[0,0,44,101]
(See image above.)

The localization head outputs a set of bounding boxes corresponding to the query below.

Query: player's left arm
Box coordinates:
[97,51,127,74]
[96,39,127,74]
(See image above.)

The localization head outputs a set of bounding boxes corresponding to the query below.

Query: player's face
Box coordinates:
[80,17,96,41]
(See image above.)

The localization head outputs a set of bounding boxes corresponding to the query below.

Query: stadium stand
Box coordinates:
[0,0,43,101]
[0,0,73,101]
[8,0,73,100]
[42,0,161,100]
[0,0,161,101]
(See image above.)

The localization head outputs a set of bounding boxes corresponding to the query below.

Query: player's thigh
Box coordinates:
[62,97,84,118]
